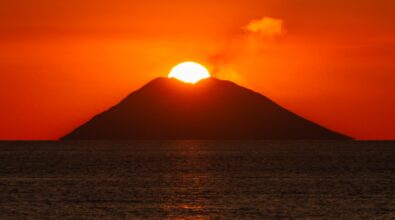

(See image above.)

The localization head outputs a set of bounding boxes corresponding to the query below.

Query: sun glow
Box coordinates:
[168,62,211,84]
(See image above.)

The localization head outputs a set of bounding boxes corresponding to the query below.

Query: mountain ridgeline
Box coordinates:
[63,77,349,140]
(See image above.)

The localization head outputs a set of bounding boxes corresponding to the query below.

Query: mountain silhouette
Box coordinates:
[63,77,349,140]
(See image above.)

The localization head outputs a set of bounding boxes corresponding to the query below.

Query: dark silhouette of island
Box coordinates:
[63,77,349,140]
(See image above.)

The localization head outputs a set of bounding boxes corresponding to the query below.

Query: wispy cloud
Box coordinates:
[208,17,286,83]
[244,17,286,39]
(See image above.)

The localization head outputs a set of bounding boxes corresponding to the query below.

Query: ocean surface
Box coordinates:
[0,141,394,219]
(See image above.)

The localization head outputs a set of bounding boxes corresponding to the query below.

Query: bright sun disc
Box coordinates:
[168,62,211,84]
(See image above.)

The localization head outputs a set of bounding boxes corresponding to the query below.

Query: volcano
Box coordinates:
[63,77,349,140]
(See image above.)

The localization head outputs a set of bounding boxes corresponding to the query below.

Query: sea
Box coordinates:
[0,141,394,219]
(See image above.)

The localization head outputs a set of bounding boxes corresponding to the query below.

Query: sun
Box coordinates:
[168,62,211,84]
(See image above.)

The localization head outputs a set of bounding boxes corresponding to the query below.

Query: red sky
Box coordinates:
[1,0,394,140]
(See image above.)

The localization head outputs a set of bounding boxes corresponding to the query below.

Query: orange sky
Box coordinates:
[1,0,394,140]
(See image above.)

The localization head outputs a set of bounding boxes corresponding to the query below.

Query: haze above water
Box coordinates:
[0,141,394,219]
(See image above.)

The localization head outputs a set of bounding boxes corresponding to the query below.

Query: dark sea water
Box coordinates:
[0,141,395,219]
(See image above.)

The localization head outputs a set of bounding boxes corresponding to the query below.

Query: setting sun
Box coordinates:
[168,62,211,84]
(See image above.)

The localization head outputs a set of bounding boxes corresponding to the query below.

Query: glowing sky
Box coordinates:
[1,0,394,139]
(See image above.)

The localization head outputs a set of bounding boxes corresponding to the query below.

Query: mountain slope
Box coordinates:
[63,77,349,140]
